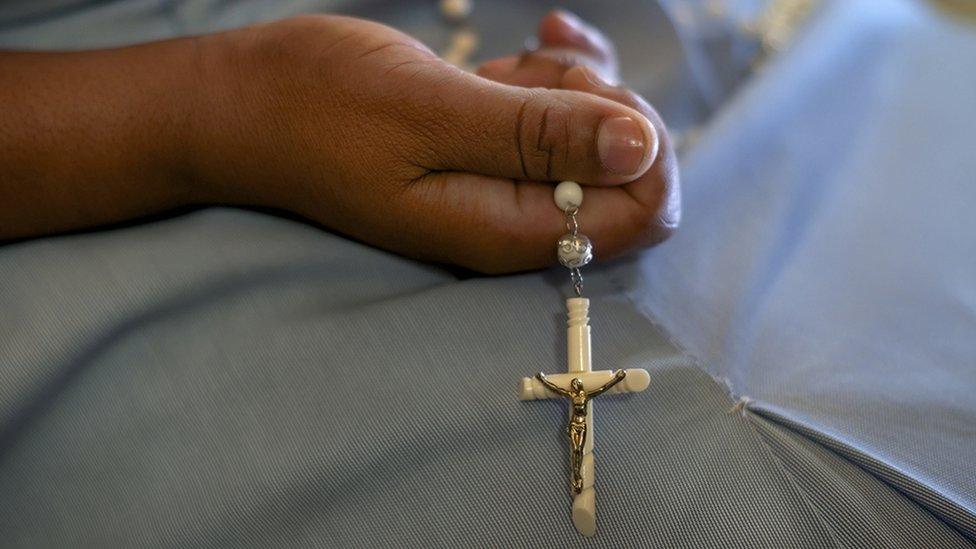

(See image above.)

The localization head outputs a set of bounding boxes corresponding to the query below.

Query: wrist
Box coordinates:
[178,16,343,210]
[100,34,228,211]
[168,31,244,207]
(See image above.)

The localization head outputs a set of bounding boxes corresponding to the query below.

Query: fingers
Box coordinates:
[560,66,681,248]
[477,10,618,86]
[391,171,564,273]
[413,67,659,186]
[536,10,617,80]
[401,148,672,273]
[416,68,679,273]
[392,68,679,273]
[476,55,519,81]
[476,52,576,88]
[538,10,615,63]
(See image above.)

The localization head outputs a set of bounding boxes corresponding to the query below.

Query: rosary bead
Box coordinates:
[557,234,594,268]
[554,181,584,212]
[440,0,472,21]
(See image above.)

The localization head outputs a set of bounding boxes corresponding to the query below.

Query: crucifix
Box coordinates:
[518,181,650,537]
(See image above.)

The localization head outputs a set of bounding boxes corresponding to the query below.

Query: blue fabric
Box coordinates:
[622,0,976,538]
[3,209,969,547]
[1,0,975,546]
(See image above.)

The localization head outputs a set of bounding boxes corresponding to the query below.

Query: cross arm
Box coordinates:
[586,369,627,398]
[518,368,650,401]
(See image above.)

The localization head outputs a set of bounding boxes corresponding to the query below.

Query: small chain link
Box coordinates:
[571,268,584,297]
[565,207,579,237]
[565,207,585,296]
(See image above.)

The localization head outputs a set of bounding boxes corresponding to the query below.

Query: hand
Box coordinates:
[0,13,677,274]
[189,14,677,273]
[476,10,680,264]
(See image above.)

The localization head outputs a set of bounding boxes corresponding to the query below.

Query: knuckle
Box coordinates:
[632,184,681,248]
[622,206,667,250]
[628,203,657,236]
[515,94,571,181]
[639,211,678,248]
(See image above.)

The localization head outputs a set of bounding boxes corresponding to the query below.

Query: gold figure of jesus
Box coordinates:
[520,298,650,536]
[536,370,627,494]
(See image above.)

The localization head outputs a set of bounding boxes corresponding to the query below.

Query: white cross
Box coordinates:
[519,297,650,537]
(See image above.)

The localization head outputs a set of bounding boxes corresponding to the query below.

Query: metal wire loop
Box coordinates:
[565,208,580,236]
[570,268,584,297]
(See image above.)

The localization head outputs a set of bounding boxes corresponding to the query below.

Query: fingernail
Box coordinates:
[598,117,648,176]
[579,66,610,87]
[554,9,584,29]
[553,10,589,42]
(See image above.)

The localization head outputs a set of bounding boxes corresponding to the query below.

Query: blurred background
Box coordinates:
[2,0,972,154]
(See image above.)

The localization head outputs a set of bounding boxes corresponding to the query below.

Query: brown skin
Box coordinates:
[0,11,678,274]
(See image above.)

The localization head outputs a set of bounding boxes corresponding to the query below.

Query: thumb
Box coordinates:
[409,65,659,185]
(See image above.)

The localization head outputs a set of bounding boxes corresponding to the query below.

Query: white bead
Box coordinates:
[554,181,584,212]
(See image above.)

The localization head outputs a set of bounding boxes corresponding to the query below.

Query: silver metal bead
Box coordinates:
[557,234,593,268]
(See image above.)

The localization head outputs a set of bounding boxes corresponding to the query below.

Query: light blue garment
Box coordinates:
[1,0,975,546]
[621,0,976,537]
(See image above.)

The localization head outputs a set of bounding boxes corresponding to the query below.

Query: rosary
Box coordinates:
[518,181,650,537]
[435,0,651,537]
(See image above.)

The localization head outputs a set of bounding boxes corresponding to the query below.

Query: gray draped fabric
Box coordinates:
[1,0,974,546]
